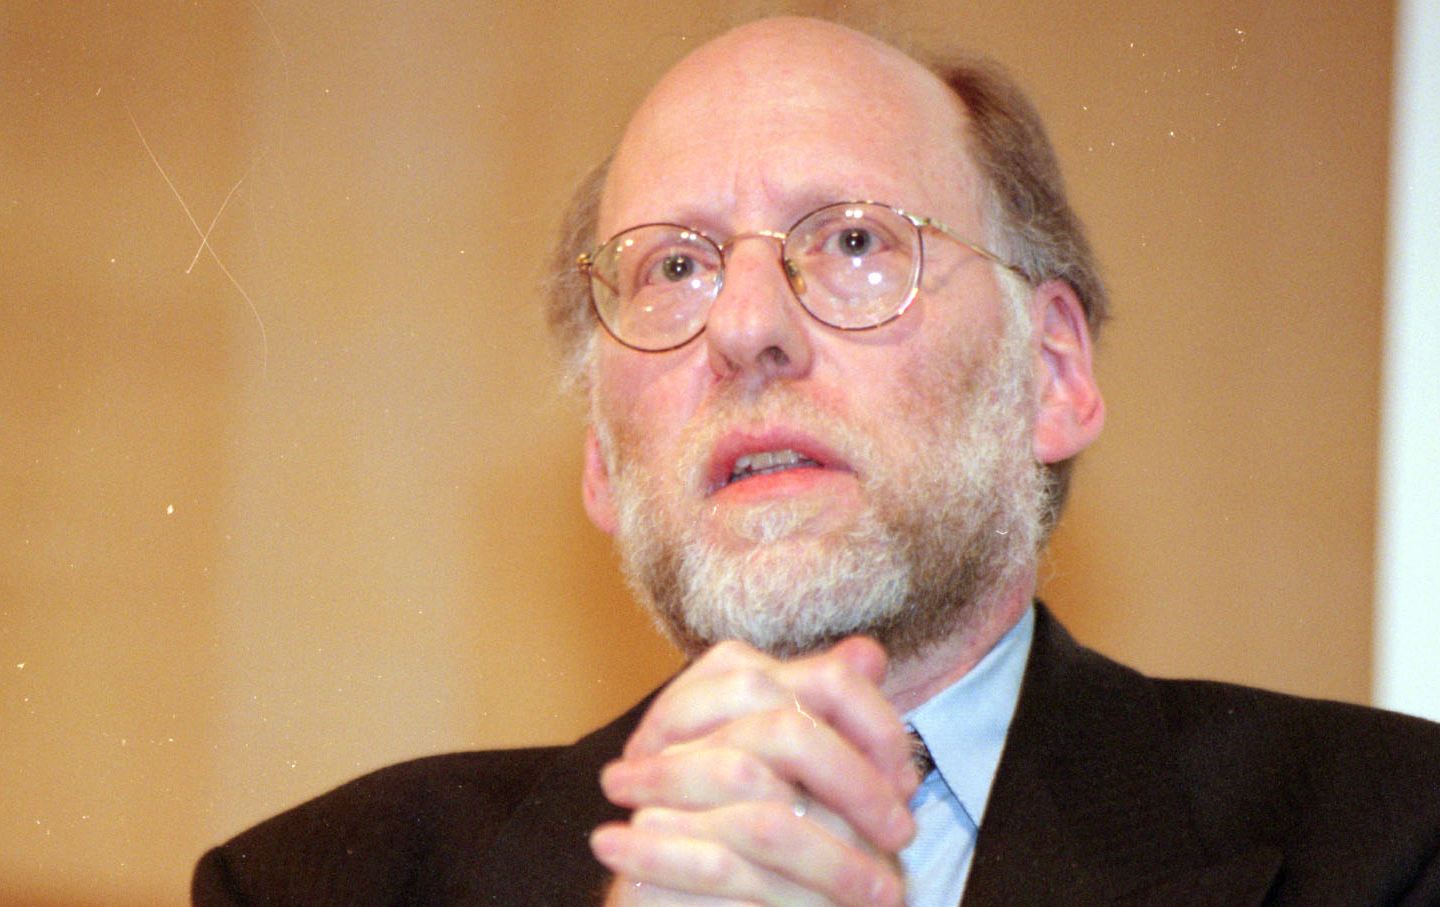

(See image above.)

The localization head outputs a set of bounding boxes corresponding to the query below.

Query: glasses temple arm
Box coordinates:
[577,253,621,296]
[915,218,1030,283]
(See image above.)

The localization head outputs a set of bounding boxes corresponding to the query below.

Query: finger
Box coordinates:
[602,746,791,811]
[821,636,889,683]
[591,819,839,907]
[604,875,755,907]
[603,735,910,852]
[625,652,793,760]
[633,805,905,907]
[773,642,915,798]
[626,637,911,799]
[677,709,915,851]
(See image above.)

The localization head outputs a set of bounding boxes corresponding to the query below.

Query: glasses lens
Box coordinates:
[785,203,920,329]
[591,226,721,350]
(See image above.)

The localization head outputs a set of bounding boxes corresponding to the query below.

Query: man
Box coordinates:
[194,17,1440,906]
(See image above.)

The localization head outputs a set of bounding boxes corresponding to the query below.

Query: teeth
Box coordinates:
[737,449,800,472]
[729,449,818,483]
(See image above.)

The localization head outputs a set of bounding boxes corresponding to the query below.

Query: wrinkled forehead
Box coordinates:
[599,18,986,239]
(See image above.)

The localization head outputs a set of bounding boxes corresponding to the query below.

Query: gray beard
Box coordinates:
[600,308,1049,661]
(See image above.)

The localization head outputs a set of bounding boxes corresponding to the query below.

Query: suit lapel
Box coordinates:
[962,606,1281,906]
[463,694,653,905]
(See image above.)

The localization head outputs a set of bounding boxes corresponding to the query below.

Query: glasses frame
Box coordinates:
[577,200,1027,353]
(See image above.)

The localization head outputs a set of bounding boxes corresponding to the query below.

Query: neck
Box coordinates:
[880,576,1034,713]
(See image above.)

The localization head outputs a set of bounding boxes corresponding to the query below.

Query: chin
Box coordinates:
[709,495,859,548]
[650,513,914,658]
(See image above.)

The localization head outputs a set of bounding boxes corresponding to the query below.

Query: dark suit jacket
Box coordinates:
[193,606,1440,905]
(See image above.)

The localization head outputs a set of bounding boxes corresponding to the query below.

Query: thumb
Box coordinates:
[827,636,889,684]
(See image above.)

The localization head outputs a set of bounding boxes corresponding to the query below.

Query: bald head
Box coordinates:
[623,16,930,130]
[548,16,1106,404]
[600,17,983,244]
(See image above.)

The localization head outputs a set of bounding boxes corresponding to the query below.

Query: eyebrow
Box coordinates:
[650,185,908,235]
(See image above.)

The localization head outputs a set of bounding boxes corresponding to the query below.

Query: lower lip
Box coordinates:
[710,466,853,504]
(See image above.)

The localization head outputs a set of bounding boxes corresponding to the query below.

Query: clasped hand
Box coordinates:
[591,637,918,906]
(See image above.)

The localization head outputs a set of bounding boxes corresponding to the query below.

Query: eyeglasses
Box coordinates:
[577,201,1024,352]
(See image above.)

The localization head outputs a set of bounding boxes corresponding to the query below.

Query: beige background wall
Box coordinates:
[1,2,1393,904]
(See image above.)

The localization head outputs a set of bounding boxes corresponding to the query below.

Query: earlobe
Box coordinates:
[582,426,618,534]
[1029,279,1105,464]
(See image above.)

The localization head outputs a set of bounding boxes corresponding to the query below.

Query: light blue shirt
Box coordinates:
[899,606,1034,907]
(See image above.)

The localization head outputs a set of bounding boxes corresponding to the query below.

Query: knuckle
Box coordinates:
[767,707,812,740]
[739,803,791,852]
[632,843,667,879]
[834,855,890,906]
[716,749,764,794]
[691,845,735,890]
[622,821,665,874]
[727,665,778,703]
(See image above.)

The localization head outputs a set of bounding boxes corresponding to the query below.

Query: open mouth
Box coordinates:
[727,448,822,486]
[705,431,848,495]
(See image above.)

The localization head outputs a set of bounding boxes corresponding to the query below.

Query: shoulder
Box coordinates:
[193,747,564,905]
[1043,605,1440,813]
[1031,603,1440,771]
[193,692,658,906]
[1020,605,1440,899]
[1151,671,1440,763]
[1150,676,1440,901]
[1150,674,1440,827]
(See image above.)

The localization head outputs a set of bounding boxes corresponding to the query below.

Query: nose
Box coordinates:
[704,233,814,387]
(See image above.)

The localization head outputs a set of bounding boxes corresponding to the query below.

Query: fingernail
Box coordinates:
[589,827,619,862]
[599,763,631,799]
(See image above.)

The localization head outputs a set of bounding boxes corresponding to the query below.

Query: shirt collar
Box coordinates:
[903,605,1034,827]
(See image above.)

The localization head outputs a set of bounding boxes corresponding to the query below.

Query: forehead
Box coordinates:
[599,21,984,237]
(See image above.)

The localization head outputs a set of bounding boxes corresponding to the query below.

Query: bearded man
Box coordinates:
[194,17,1440,907]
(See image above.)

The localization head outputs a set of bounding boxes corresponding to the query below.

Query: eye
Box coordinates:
[638,246,713,288]
[836,227,873,256]
[659,254,695,282]
[620,233,720,298]
[805,213,900,260]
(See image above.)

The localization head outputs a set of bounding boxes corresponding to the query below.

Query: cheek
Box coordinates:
[887,329,974,405]
[593,349,699,463]
[877,310,1011,430]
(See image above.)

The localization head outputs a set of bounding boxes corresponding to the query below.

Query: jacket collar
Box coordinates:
[962,603,1280,906]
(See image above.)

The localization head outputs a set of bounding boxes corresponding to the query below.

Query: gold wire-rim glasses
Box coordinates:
[577,201,1027,353]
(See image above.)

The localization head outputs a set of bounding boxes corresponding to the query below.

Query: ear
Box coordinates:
[1029,279,1104,464]
[582,425,618,534]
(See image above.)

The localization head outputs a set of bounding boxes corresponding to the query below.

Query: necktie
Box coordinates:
[792,732,933,820]
[908,728,936,780]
